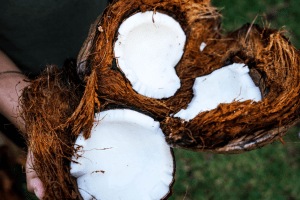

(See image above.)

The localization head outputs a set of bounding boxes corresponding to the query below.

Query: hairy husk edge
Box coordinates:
[21,0,300,199]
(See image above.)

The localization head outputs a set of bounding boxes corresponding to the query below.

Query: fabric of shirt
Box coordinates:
[0,1,108,147]
[0,0,107,78]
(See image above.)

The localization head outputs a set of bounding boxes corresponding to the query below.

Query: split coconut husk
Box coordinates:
[21,0,300,199]
[78,0,300,152]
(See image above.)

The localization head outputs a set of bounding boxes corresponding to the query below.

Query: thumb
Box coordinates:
[26,150,45,199]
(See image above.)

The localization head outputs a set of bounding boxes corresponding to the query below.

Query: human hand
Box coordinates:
[26,150,45,199]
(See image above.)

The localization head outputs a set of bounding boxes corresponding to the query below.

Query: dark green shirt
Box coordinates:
[0,0,107,78]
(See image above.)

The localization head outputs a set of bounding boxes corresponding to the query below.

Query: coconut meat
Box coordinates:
[200,42,207,51]
[175,63,262,121]
[114,11,185,99]
[70,109,174,200]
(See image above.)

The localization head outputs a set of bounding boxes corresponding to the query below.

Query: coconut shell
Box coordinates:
[21,0,300,199]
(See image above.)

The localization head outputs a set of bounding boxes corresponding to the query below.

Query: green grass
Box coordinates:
[170,128,300,200]
[211,0,300,48]
[170,1,300,199]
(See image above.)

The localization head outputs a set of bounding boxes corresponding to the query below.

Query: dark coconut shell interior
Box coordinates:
[21,0,300,199]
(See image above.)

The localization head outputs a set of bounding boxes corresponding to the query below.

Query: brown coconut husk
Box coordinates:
[77,0,221,125]
[78,0,300,152]
[21,0,300,199]
[21,60,86,199]
[163,24,300,152]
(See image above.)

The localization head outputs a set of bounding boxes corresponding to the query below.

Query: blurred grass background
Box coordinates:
[170,0,300,199]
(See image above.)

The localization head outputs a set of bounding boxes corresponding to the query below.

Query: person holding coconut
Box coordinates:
[2,0,300,199]
[0,1,108,199]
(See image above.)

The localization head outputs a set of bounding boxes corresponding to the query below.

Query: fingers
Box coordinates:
[26,150,45,199]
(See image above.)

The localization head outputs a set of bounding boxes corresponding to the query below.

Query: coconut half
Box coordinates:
[175,63,262,121]
[114,11,185,99]
[70,109,174,200]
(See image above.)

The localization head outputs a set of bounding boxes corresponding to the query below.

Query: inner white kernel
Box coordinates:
[70,109,174,200]
[175,63,262,121]
[200,42,207,51]
[114,11,185,99]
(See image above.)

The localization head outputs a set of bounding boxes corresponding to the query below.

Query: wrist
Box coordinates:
[0,70,23,76]
[0,71,29,133]
[0,50,29,133]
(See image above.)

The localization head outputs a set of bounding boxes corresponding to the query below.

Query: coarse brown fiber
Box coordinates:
[21,0,300,199]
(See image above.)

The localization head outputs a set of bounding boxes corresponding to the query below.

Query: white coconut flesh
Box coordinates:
[175,63,262,121]
[200,42,207,51]
[114,11,186,99]
[70,109,174,200]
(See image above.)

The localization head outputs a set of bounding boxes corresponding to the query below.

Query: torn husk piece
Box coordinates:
[21,61,85,199]
[20,0,300,199]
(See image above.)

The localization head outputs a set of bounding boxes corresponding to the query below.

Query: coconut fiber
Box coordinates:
[21,0,300,199]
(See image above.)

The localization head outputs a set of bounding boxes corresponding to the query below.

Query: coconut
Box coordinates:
[77,0,221,119]
[113,11,185,98]
[78,0,300,152]
[174,63,262,121]
[20,0,300,199]
[70,109,174,200]
[162,24,300,152]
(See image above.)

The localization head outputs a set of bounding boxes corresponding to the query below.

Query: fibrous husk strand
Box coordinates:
[21,61,85,199]
[64,69,100,139]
